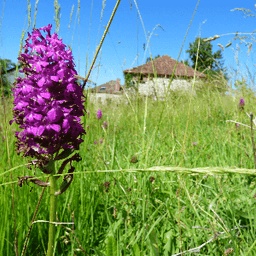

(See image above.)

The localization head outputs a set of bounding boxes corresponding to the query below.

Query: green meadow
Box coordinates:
[1,1,256,256]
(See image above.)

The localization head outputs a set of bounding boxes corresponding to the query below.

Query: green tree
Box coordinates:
[123,72,138,91]
[0,58,19,98]
[186,37,229,94]
[181,59,191,67]
[186,37,226,74]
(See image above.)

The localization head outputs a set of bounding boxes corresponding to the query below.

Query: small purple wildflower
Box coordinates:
[236,123,240,131]
[103,121,108,129]
[94,141,97,144]
[2,135,5,142]
[239,97,245,111]
[100,138,103,144]
[97,109,102,120]
[193,142,197,146]
[87,111,90,117]
[87,125,89,129]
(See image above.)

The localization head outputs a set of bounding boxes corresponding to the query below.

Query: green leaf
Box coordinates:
[236,210,255,219]
[147,230,159,256]
[163,231,172,256]
[93,248,106,256]
[55,173,73,196]
[133,243,140,256]
[106,236,117,256]
[54,148,74,160]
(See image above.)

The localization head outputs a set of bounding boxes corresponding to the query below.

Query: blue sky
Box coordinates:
[1,0,256,90]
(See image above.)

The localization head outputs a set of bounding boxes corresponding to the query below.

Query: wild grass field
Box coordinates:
[2,1,256,256]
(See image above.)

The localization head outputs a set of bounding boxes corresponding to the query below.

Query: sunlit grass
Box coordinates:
[2,87,256,255]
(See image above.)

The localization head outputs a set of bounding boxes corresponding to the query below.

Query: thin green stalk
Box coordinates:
[21,177,49,256]
[143,0,201,168]
[47,160,57,256]
[54,0,61,35]
[27,0,31,32]
[0,66,19,256]
[32,0,39,29]
[181,24,201,163]
[250,112,256,168]
[82,0,121,91]
[85,0,93,74]
[66,4,74,42]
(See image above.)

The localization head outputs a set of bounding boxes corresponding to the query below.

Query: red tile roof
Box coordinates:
[123,55,206,78]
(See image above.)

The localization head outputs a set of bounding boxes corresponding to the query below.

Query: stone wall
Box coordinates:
[135,77,201,100]
[88,93,128,105]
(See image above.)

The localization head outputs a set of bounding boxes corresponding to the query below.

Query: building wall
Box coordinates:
[6,71,24,85]
[135,77,202,99]
[87,77,205,105]
[88,93,128,105]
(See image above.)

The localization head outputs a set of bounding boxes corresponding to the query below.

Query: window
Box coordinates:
[100,87,106,91]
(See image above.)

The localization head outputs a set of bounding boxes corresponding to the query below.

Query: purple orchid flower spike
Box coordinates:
[10,24,86,162]
[9,24,86,256]
[10,23,86,188]
[103,121,108,129]
[239,97,245,111]
[97,109,102,120]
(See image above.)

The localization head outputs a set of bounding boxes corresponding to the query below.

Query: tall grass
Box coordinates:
[1,1,256,256]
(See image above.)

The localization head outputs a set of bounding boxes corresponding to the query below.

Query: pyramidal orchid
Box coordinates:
[9,24,86,256]
[102,121,108,129]
[239,97,245,111]
[97,109,102,120]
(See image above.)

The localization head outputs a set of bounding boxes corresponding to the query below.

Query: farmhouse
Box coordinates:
[88,78,125,105]
[90,79,123,94]
[123,55,206,99]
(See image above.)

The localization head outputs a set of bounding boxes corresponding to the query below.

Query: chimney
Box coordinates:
[115,78,121,91]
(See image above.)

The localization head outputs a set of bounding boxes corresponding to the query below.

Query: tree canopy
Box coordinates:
[145,54,161,63]
[186,37,227,76]
[186,37,229,94]
[0,58,17,98]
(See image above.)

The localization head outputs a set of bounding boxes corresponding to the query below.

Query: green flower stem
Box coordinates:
[47,160,57,256]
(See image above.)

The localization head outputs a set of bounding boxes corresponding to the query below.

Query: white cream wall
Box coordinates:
[87,78,204,105]
[88,93,128,105]
[135,77,200,99]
